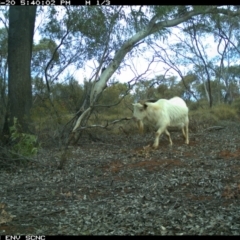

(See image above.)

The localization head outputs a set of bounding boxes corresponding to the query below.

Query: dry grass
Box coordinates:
[189,103,239,132]
[211,104,238,121]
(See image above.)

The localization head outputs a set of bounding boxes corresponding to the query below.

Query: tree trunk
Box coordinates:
[7,6,37,132]
[203,80,210,103]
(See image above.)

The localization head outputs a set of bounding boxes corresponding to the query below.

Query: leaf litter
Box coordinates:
[1,121,240,235]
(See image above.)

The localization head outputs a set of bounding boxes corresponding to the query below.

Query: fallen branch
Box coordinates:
[109,117,132,125]
[203,126,225,132]
[75,117,132,131]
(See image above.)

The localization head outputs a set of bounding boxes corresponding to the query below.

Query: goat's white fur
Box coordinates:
[132,97,189,148]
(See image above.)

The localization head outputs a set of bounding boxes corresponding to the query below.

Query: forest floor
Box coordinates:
[1,120,240,235]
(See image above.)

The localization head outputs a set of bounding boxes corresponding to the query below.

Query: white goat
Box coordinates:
[132,97,189,148]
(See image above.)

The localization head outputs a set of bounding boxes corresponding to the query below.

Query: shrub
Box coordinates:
[189,109,218,132]
[211,104,238,121]
[232,98,240,115]
[188,99,209,111]
[10,118,39,158]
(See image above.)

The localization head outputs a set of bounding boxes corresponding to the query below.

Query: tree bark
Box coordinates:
[7,6,37,132]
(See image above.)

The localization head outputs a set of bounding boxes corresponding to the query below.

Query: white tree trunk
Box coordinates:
[203,80,210,103]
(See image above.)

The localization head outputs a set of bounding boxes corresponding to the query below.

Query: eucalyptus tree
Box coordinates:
[34,6,135,135]
[6,6,37,134]
[0,27,8,128]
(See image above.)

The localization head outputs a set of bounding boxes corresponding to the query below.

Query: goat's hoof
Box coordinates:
[143,144,151,150]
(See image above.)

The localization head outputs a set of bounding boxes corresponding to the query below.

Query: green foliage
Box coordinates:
[73,7,108,40]
[31,96,73,131]
[195,80,225,103]
[31,79,82,145]
[32,38,59,73]
[51,79,84,113]
[188,99,209,111]
[97,82,129,116]
[32,77,84,114]
[152,6,177,20]
[129,6,150,32]
[86,84,133,129]
[10,118,39,158]
[133,76,187,100]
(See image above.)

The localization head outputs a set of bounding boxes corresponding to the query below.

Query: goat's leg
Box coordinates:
[153,127,164,149]
[182,127,186,138]
[185,123,189,144]
[165,129,173,145]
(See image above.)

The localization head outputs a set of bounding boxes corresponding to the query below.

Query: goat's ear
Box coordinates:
[143,103,148,109]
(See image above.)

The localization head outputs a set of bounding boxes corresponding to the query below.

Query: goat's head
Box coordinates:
[132,102,148,133]
[132,102,148,121]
